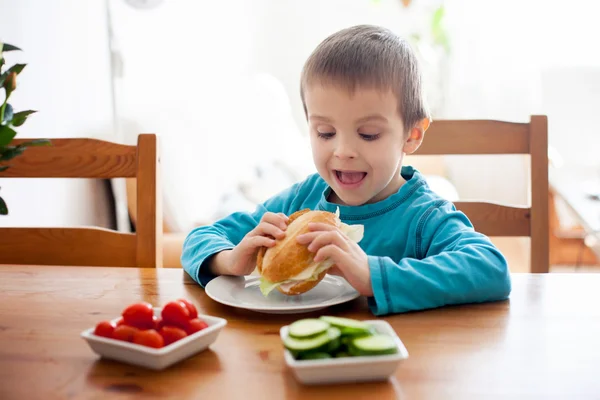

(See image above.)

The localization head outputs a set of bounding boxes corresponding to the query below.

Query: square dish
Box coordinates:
[81,308,227,370]
[280,319,409,385]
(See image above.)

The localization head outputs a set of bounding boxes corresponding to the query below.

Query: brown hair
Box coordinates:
[300,24,430,132]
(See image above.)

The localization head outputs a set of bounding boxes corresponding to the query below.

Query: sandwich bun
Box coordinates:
[256,209,339,295]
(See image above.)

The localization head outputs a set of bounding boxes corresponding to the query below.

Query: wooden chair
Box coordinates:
[0,134,162,268]
[414,115,549,273]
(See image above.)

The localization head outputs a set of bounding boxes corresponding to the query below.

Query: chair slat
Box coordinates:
[0,228,137,266]
[529,115,550,272]
[417,120,530,155]
[1,138,137,178]
[454,202,531,236]
[135,134,162,268]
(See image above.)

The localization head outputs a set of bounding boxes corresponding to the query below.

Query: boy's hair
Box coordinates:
[300,24,430,132]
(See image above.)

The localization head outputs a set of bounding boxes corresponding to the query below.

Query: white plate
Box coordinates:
[81,308,227,370]
[281,320,409,385]
[205,275,360,314]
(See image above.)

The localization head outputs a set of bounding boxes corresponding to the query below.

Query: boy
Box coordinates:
[181,25,511,316]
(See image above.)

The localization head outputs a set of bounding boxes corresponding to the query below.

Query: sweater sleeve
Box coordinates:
[368,201,512,316]
[181,182,302,287]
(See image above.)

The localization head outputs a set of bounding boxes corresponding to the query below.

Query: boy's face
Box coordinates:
[304,84,423,206]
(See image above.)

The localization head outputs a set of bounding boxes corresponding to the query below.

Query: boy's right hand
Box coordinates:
[210,212,289,276]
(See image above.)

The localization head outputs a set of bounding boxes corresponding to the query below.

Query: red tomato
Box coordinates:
[178,298,198,319]
[94,321,115,338]
[115,317,126,327]
[153,316,164,331]
[133,329,164,349]
[112,325,140,342]
[185,318,209,335]
[159,326,188,346]
[161,301,190,328]
[122,302,154,329]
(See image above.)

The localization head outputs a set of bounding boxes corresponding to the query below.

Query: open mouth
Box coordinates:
[334,170,367,186]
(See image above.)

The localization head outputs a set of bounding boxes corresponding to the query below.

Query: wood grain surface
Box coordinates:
[1,265,598,399]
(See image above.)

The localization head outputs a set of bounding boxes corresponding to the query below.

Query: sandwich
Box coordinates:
[257,208,364,296]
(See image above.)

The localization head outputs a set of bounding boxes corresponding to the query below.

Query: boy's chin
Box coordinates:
[328,190,368,207]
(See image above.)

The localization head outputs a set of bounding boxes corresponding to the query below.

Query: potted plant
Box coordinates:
[0,42,50,215]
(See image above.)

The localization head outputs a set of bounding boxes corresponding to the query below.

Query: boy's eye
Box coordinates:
[317,132,335,139]
[359,133,380,141]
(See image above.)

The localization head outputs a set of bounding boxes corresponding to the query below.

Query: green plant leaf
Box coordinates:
[11,110,37,127]
[0,63,26,87]
[9,63,26,75]
[0,125,17,146]
[0,165,8,172]
[0,195,7,215]
[2,43,22,52]
[16,139,51,148]
[2,103,13,123]
[0,145,25,161]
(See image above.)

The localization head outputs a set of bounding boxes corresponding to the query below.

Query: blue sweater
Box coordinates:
[181,166,511,316]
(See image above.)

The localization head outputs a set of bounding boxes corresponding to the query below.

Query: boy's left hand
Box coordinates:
[296,222,374,297]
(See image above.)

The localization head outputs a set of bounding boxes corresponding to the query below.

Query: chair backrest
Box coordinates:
[0,134,162,268]
[414,115,549,273]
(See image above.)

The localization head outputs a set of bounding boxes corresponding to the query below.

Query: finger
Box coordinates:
[327,265,343,276]
[261,212,289,230]
[307,231,348,253]
[248,235,276,249]
[296,231,319,245]
[250,221,286,239]
[307,222,338,232]
[314,244,345,263]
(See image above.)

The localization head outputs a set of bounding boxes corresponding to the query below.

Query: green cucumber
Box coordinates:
[283,327,341,358]
[340,326,376,337]
[349,334,398,356]
[319,316,372,335]
[288,318,330,339]
[299,352,332,360]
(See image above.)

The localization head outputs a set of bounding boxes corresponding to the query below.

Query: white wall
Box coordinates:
[0,0,114,228]
[5,0,594,230]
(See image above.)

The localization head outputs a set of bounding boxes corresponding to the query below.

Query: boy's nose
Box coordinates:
[333,139,357,159]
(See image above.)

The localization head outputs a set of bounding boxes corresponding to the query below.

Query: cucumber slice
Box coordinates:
[288,318,330,339]
[283,327,341,356]
[299,352,332,360]
[349,334,398,356]
[340,326,376,337]
[319,316,372,334]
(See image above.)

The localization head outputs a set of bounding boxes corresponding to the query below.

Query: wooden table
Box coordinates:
[1,265,599,399]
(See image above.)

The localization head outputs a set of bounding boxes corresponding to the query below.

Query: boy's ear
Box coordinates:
[403,118,430,154]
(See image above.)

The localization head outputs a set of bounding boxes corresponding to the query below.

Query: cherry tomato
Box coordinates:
[112,325,140,342]
[115,317,126,327]
[153,316,164,331]
[94,321,115,338]
[178,298,198,319]
[185,318,209,335]
[133,329,164,349]
[159,326,188,346]
[161,301,190,328]
[122,302,154,329]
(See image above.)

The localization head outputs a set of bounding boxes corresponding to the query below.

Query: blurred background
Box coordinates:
[1,0,599,270]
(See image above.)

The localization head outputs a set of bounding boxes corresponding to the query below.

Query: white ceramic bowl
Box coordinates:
[81,308,227,370]
[280,319,409,385]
